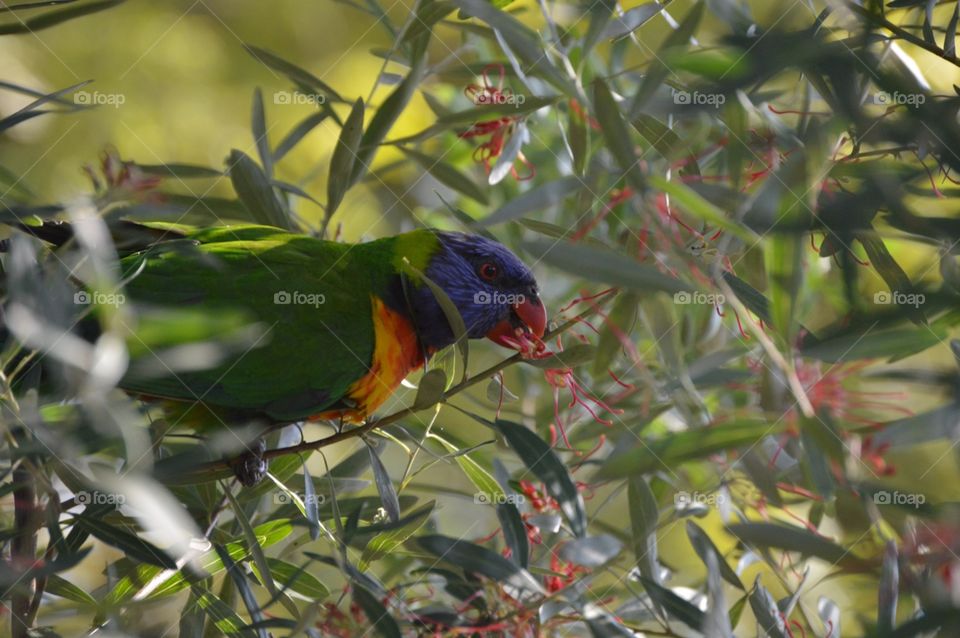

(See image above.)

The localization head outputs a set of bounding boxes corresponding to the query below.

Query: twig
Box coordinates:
[845,2,960,68]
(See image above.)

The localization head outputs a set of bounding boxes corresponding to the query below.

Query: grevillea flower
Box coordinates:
[84,148,162,202]
[460,64,534,181]
[544,550,587,593]
[902,522,960,600]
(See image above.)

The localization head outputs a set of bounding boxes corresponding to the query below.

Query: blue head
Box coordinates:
[402,231,546,352]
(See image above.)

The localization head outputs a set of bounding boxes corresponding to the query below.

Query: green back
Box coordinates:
[119,224,439,421]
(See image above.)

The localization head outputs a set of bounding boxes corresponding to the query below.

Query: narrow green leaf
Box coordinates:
[366,441,401,523]
[640,577,705,630]
[273,111,328,162]
[350,59,426,186]
[592,78,646,193]
[251,88,272,177]
[267,558,330,600]
[0,0,124,35]
[493,419,587,537]
[413,368,447,410]
[224,485,280,600]
[215,544,268,638]
[727,523,870,568]
[648,174,758,242]
[227,150,293,230]
[497,502,530,568]
[479,176,582,227]
[628,476,660,583]
[686,521,744,589]
[353,584,402,638]
[416,534,544,594]
[747,577,789,638]
[523,239,688,295]
[243,44,343,102]
[327,97,364,216]
[596,419,781,478]
[631,1,705,112]
[400,147,488,204]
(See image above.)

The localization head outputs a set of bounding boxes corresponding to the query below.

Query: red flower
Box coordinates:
[460,64,534,181]
[84,148,162,202]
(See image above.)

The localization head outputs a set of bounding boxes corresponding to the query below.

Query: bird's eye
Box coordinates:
[479,262,499,281]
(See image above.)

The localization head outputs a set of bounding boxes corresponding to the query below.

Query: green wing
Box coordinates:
[119,224,398,421]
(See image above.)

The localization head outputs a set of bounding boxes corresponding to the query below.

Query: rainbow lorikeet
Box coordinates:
[111,223,547,427]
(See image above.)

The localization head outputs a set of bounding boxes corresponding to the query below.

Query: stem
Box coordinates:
[11,461,40,638]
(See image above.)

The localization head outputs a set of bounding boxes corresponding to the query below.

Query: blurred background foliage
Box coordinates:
[3,0,960,636]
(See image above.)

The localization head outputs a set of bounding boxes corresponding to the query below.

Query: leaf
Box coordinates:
[273,111,328,162]
[631,1,705,112]
[403,261,469,381]
[488,120,525,185]
[267,558,330,600]
[727,523,870,569]
[45,574,97,606]
[801,324,946,362]
[413,368,447,411]
[450,0,570,91]
[640,577,705,630]
[242,44,343,103]
[432,433,503,501]
[600,3,664,39]
[103,519,293,605]
[596,419,780,478]
[648,175,757,242]
[628,476,660,583]
[302,462,321,541]
[632,114,699,171]
[878,540,899,635]
[594,292,638,375]
[416,534,544,594]
[360,501,434,570]
[190,585,259,638]
[224,486,280,601]
[946,1,959,57]
[478,176,582,226]
[0,0,124,35]
[367,441,401,523]
[497,501,530,568]
[492,419,587,537]
[592,78,646,193]
[350,58,426,186]
[74,515,176,568]
[686,521,744,589]
[747,578,788,638]
[0,79,92,133]
[400,147,488,204]
[353,584,402,638]
[522,239,688,295]
[396,96,558,143]
[251,88,272,177]
[215,544,268,638]
[227,150,293,230]
[558,534,623,567]
[136,163,222,179]
[327,97,364,216]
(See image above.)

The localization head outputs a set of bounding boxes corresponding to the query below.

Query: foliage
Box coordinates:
[2,0,960,636]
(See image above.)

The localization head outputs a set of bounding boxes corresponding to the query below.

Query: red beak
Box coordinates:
[485,294,547,349]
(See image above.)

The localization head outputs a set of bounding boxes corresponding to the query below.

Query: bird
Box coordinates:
[114,222,547,427]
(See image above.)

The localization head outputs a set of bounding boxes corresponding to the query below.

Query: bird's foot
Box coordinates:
[229,437,267,487]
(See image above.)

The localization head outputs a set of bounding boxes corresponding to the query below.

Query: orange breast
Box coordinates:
[313,296,424,423]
